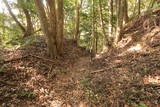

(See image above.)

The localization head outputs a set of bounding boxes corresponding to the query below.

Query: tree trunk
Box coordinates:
[34,0,64,58]
[123,0,129,24]
[34,0,58,58]
[108,0,113,38]
[3,0,26,33]
[56,0,64,55]
[99,0,112,50]
[22,5,34,37]
[2,11,5,36]
[148,0,156,9]
[138,0,141,15]
[91,0,96,55]
[73,0,81,45]
[115,0,124,43]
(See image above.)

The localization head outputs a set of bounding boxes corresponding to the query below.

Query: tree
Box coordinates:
[138,0,141,15]
[123,0,129,24]
[108,0,113,38]
[34,0,64,58]
[73,0,83,44]
[115,0,124,43]
[91,0,98,55]
[57,0,64,54]
[148,0,156,9]
[3,0,34,37]
[3,0,26,33]
[2,0,160,53]
[17,0,34,37]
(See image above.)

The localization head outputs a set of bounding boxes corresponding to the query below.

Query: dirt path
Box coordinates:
[71,56,91,77]
[40,56,92,107]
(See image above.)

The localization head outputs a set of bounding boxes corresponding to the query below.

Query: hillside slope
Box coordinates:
[89,9,160,106]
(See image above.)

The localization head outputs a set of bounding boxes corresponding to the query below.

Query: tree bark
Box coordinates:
[73,0,81,45]
[115,0,124,43]
[56,0,64,55]
[46,0,58,57]
[21,3,34,37]
[123,0,129,24]
[99,0,112,50]
[34,0,64,58]
[34,0,58,58]
[148,0,156,9]
[138,0,141,15]
[3,0,26,33]
[108,0,113,38]
[91,0,96,55]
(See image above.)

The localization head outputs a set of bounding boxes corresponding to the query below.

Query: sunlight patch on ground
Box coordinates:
[118,43,143,56]
[128,44,142,51]
[95,54,101,59]
[48,100,63,107]
[113,59,123,63]
[118,36,132,48]
[143,75,160,84]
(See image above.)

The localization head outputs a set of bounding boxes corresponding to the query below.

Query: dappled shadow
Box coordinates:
[89,46,160,106]
[88,9,160,106]
[0,36,91,106]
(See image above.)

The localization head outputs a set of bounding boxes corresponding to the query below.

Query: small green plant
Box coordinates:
[17,90,36,99]
[137,102,148,107]
[80,77,99,104]
[80,77,91,89]
[0,66,6,73]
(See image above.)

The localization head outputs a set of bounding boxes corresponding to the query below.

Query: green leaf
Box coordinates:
[138,102,148,107]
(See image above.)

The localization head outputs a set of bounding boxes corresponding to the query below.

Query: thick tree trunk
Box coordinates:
[3,0,26,33]
[34,0,64,58]
[34,0,58,58]
[46,0,58,56]
[46,0,57,38]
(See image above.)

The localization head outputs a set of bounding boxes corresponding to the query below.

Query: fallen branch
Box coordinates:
[1,54,56,64]
[3,55,30,64]
[91,65,120,74]
[30,54,55,63]
[0,80,16,86]
[132,84,160,88]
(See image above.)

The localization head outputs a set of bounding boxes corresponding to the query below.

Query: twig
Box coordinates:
[2,54,56,64]
[49,64,54,73]
[32,28,41,34]
[3,55,30,64]
[91,68,107,74]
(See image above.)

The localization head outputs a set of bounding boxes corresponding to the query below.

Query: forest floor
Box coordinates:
[0,37,93,107]
[0,9,160,107]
